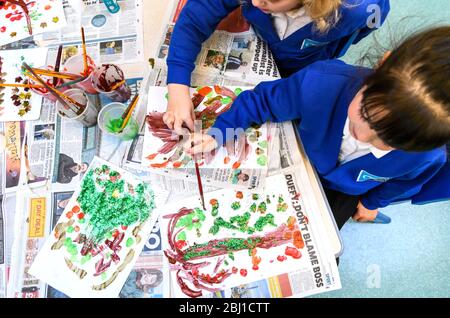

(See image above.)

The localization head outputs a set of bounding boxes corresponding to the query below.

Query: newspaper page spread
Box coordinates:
[36,0,144,65]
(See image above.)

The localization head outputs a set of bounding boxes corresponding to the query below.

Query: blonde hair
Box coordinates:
[302,0,342,33]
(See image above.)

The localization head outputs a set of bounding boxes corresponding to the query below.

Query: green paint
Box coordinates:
[231,201,241,210]
[258,202,267,214]
[208,211,275,236]
[277,195,289,212]
[177,231,187,241]
[126,237,134,247]
[228,252,235,260]
[258,140,268,149]
[105,117,124,133]
[66,226,74,233]
[176,208,206,231]
[254,213,276,231]
[221,97,232,105]
[266,196,271,204]
[234,88,243,96]
[79,218,86,224]
[183,250,210,261]
[77,167,155,243]
[80,254,92,265]
[252,194,259,201]
[250,203,257,213]
[257,155,268,166]
[101,272,108,281]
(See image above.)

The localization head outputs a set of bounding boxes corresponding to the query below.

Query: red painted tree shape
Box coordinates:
[0,1,36,35]
[145,85,251,166]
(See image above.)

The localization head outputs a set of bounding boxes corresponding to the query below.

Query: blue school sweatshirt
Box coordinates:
[209,60,447,210]
[167,0,390,85]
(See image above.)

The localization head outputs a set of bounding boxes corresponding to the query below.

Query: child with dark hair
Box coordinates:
[185,26,450,229]
[165,0,390,135]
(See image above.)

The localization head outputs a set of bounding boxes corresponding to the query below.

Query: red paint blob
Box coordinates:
[240,269,248,277]
[285,246,302,259]
[232,267,238,274]
[252,265,259,271]
[72,206,80,213]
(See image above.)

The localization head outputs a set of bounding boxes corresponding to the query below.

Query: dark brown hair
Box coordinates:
[361,26,450,152]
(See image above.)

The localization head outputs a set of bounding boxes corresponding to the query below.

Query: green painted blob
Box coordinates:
[257,155,268,166]
[126,237,134,247]
[231,201,241,210]
[221,97,232,105]
[258,140,268,149]
[177,231,187,241]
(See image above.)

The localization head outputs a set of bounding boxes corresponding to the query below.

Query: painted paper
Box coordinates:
[29,157,169,298]
[161,174,315,298]
[0,47,48,121]
[0,0,67,46]
[141,86,269,187]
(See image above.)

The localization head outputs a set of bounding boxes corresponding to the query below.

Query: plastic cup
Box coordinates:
[62,54,97,94]
[91,64,132,102]
[98,102,139,140]
[55,88,98,127]
[29,65,67,102]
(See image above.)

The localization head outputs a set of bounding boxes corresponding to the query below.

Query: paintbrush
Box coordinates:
[22,63,82,114]
[55,76,87,89]
[191,141,206,210]
[53,45,63,86]
[118,94,139,132]
[0,83,45,89]
[81,27,89,76]
[110,80,125,91]
[31,68,82,80]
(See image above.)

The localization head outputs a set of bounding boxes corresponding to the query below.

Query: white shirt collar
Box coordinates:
[343,118,391,159]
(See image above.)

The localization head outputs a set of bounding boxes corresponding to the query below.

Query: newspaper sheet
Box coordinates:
[160,172,341,298]
[204,169,341,298]
[151,0,280,87]
[36,0,144,65]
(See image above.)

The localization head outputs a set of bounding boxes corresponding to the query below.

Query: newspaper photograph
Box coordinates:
[37,0,144,65]
[2,122,26,193]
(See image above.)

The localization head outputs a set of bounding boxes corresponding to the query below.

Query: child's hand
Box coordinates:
[164,84,195,135]
[352,201,379,222]
[184,132,218,157]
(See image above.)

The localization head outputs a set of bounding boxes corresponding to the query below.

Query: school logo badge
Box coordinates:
[301,38,329,50]
[357,170,391,183]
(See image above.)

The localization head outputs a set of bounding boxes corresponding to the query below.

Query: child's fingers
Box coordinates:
[163,112,174,130]
[173,119,186,135]
[184,116,195,132]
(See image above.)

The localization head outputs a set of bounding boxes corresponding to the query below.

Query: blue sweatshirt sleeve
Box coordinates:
[167,0,240,86]
[209,69,309,142]
[360,155,446,210]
